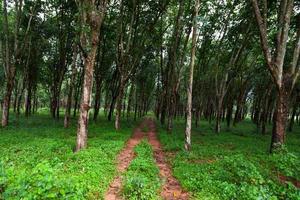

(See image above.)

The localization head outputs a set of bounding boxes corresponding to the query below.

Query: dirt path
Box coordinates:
[147,119,189,200]
[104,121,147,200]
[104,119,188,200]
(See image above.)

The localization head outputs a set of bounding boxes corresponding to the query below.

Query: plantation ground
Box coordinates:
[0,113,135,199]
[159,120,300,199]
[1,113,300,199]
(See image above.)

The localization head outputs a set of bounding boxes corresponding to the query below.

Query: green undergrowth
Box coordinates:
[0,112,135,199]
[158,119,300,200]
[122,140,161,200]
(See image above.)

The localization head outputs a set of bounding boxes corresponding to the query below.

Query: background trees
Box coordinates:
[0,0,299,153]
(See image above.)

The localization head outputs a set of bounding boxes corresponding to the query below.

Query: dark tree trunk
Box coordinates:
[226,102,233,128]
[288,102,297,132]
[64,46,77,128]
[93,82,102,121]
[270,89,288,152]
[2,77,15,127]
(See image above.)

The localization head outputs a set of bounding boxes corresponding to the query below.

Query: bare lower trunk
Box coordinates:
[25,88,32,117]
[93,83,102,121]
[75,0,106,150]
[126,84,134,120]
[76,56,96,151]
[64,80,74,128]
[215,98,222,133]
[226,103,233,128]
[64,62,77,127]
[215,111,221,133]
[108,96,116,121]
[270,89,288,152]
[115,83,125,130]
[93,94,101,121]
[195,108,200,128]
[167,93,176,132]
[288,103,297,132]
[185,0,199,151]
[2,77,14,127]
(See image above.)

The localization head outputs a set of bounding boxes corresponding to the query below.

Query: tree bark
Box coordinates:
[270,89,288,152]
[251,0,296,152]
[288,102,297,132]
[115,81,125,130]
[75,0,107,152]
[1,0,16,127]
[185,0,199,151]
[64,46,78,128]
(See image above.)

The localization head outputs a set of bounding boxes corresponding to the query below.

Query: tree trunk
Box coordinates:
[185,0,199,151]
[226,102,233,128]
[215,103,222,133]
[270,89,288,152]
[2,77,15,127]
[215,96,223,133]
[25,87,32,117]
[115,81,125,130]
[93,80,102,121]
[126,83,134,120]
[64,46,77,128]
[76,55,95,151]
[288,103,297,132]
[75,0,107,152]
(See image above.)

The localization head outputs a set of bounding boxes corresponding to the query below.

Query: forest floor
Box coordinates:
[158,119,300,199]
[0,113,135,199]
[105,118,188,200]
[1,113,300,199]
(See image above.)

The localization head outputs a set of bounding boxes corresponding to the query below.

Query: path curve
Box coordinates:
[104,118,189,200]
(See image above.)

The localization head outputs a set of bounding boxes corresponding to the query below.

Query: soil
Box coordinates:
[104,120,146,200]
[104,118,189,200]
[278,174,300,189]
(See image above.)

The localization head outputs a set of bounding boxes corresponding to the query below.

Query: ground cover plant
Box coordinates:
[158,119,300,200]
[1,0,300,199]
[122,140,161,200]
[0,112,134,199]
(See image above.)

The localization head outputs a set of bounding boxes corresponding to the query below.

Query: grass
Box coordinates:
[158,119,300,200]
[2,110,300,200]
[0,111,135,199]
[122,140,161,200]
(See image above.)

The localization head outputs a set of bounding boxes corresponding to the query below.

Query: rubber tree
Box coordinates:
[185,0,199,151]
[1,0,33,127]
[251,0,300,152]
[75,0,108,152]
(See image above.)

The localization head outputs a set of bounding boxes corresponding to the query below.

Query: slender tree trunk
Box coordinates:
[13,79,19,113]
[2,77,15,127]
[185,0,199,151]
[226,102,233,128]
[93,83,102,121]
[73,67,84,117]
[215,99,222,133]
[25,86,32,117]
[288,103,297,132]
[1,0,16,127]
[127,83,134,120]
[270,88,288,152]
[115,81,125,130]
[75,0,107,152]
[64,46,77,128]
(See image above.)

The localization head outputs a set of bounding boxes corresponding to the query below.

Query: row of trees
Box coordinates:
[1,0,300,153]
